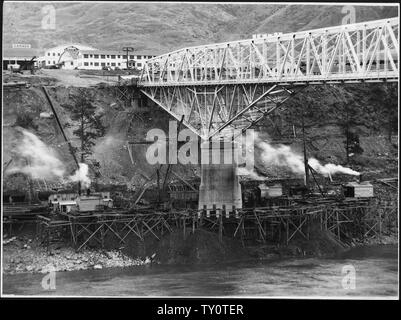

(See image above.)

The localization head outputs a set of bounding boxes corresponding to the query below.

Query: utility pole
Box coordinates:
[122,47,134,70]
[302,109,309,190]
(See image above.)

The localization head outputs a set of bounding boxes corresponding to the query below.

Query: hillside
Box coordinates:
[3,3,398,54]
[2,3,399,194]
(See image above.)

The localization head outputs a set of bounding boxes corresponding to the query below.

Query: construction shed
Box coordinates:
[343,182,374,198]
[3,47,39,70]
[259,183,283,198]
[76,195,104,212]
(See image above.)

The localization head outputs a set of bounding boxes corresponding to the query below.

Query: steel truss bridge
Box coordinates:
[138,18,399,140]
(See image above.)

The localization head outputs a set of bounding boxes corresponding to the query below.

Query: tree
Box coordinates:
[62,89,106,163]
[367,83,398,144]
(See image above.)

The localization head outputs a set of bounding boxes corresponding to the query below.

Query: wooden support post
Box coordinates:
[183,215,186,239]
[100,220,105,249]
[201,205,206,226]
[336,210,340,241]
[378,208,382,238]
[192,212,195,234]
[219,213,223,243]
[286,219,289,245]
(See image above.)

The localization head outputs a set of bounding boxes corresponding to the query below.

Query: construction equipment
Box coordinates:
[7,62,22,73]
[19,56,37,73]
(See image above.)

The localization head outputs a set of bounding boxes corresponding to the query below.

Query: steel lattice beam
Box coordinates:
[140,18,398,86]
[138,18,399,139]
[141,83,303,139]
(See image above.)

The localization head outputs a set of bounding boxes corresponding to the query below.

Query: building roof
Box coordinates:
[3,47,41,59]
[45,43,97,52]
[58,200,77,206]
[346,182,373,187]
[80,49,156,56]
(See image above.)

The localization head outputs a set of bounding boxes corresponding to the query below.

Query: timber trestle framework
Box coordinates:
[37,197,397,251]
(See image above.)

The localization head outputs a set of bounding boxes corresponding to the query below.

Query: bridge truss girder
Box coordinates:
[141,83,305,140]
[140,18,398,86]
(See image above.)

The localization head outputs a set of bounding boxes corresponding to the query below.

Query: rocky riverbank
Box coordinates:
[3,235,154,275]
[3,227,397,275]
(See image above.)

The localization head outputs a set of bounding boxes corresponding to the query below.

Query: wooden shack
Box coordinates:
[259,183,283,198]
[76,195,103,212]
[57,200,78,213]
[343,182,374,198]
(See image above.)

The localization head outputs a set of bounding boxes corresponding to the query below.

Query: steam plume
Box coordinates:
[238,132,359,178]
[257,135,359,177]
[69,163,91,189]
[7,129,92,188]
[7,129,66,180]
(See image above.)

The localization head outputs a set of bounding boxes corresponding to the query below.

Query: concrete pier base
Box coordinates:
[198,140,242,215]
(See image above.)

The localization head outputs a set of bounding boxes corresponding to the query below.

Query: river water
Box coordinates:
[2,245,398,298]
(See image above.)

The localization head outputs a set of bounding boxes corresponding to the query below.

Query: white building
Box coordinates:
[76,49,155,70]
[42,43,96,68]
[42,44,156,70]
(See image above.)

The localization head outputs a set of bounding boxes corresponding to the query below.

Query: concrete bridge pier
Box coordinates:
[198,140,242,215]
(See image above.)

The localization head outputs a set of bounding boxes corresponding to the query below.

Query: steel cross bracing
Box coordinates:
[141,83,305,139]
[138,18,399,139]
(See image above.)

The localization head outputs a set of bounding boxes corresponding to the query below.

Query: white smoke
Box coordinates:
[258,140,305,174]
[7,129,66,181]
[248,133,360,178]
[308,158,360,177]
[7,129,92,188]
[237,167,267,181]
[69,163,91,189]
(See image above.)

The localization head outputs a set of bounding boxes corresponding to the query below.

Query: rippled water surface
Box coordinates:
[2,245,398,297]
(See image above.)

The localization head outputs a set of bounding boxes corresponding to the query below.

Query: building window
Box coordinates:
[70,62,73,65]
[117,55,120,58]
[94,62,99,66]
[84,54,88,58]
[106,55,110,58]
[123,55,127,59]
[47,53,50,56]
[58,53,60,56]
[111,55,116,59]
[89,54,93,58]
[129,55,134,59]
[84,62,89,66]
[101,55,105,59]
[111,62,115,66]
[137,62,142,67]
[101,62,105,66]
[107,62,110,65]
[53,53,55,56]
[53,61,55,64]
[48,61,51,64]
[118,63,120,66]
[90,62,93,65]
[94,54,99,58]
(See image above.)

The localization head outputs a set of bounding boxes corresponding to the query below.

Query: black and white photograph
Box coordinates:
[1,1,399,303]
